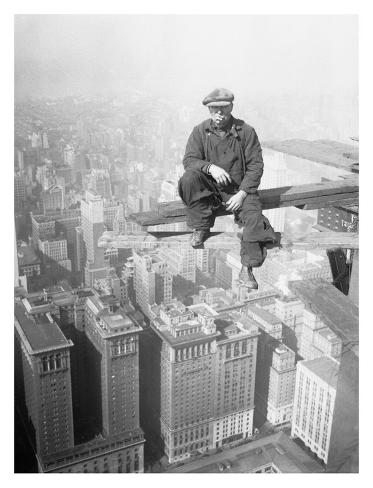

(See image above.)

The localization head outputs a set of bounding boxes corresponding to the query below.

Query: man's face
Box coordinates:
[208,103,233,127]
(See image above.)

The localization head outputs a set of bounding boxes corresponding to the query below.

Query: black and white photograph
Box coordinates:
[11,4,362,477]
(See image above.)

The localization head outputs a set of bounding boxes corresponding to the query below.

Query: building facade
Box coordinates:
[14,287,145,473]
[151,302,259,463]
[267,344,296,425]
[291,357,339,464]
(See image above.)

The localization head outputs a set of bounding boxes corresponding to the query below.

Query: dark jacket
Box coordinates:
[182,117,264,194]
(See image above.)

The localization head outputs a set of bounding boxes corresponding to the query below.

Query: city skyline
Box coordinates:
[13,13,358,475]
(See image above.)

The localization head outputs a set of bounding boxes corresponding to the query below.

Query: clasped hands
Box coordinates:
[208,164,247,212]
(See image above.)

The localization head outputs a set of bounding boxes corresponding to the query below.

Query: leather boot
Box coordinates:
[238,265,258,289]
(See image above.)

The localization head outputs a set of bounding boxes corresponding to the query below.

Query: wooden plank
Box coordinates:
[98,230,358,251]
[129,177,359,226]
[288,278,358,349]
[262,139,359,173]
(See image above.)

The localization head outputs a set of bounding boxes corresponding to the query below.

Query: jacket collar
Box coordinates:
[203,116,243,138]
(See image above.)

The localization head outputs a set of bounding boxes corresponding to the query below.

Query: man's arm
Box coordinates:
[238,127,264,194]
[182,126,210,173]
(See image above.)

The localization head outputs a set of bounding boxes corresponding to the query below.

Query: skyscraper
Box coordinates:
[42,185,65,214]
[291,356,339,464]
[150,302,259,463]
[80,190,108,286]
[212,313,259,448]
[14,302,75,460]
[267,344,296,425]
[158,247,197,283]
[133,249,173,318]
[14,287,145,473]
[14,173,26,209]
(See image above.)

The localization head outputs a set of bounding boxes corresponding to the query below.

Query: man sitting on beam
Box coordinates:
[178,88,277,289]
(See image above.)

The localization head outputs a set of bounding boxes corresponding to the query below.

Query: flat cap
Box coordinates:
[202,88,234,107]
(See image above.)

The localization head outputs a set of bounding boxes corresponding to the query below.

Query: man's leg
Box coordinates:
[178,170,220,245]
[235,192,276,288]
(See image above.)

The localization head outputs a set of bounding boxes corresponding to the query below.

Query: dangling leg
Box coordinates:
[178,170,220,247]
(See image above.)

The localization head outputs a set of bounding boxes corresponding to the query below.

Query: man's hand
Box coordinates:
[226,190,247,212]
[209,164,231,186]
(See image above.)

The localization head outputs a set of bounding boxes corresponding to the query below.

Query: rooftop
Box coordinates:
[168,432,323,473]
[246,305,282,326]
[316,327,340,343]
[300,356,340,388]
[17,246,41,267]
[14,302,71,354]
[99,310,139,334]
[32,214,55,224]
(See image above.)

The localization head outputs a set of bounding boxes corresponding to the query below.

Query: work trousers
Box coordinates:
[178,169,277,268]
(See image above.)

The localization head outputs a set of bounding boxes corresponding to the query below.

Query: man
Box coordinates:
[178,88,277,289]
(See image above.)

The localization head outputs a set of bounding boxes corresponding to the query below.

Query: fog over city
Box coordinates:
[14,14,359,474]
[15,15,357,103]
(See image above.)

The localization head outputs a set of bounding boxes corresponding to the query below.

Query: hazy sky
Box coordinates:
[14,15,358,102]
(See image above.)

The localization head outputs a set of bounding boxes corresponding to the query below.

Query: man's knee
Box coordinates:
[178,170,205,190]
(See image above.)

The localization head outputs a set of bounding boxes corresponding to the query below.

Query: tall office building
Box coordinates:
[81,190,108,286]
[212,313,259,448]
[14,302,75,460]
[133,249,173,318]
[273,296,304,350]
[244,305,297,424]
[84,295,143,440]
[299,309,342,361]
[63,145,75,166]
[15,288,145,473]
[267,344,296,425]
[38,237,71,271]
[150,302,259,463]
[42,185,65,214]
[151,301,218,463]
[291,356,339,464]
[14,173,26,208]
[260,149,287,232]
[84,169,112,199]
[31,214,55,244]
[195,249,209,273]
[158,247,196,283]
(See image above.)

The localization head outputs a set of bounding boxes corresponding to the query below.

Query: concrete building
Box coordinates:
[133,249,173,318]
[291,356,339,464]
[14,288,145,473]
[299,309,342,361]
[255,249,332,292]
[63,145,75,166]
[84,169,112,199]
[158,179,179,203]
[17,245,41,277]
[215,251,233,289]
[42,185,65,214]
[267,344,296,425]
[80,190,108,286]
[104,201,125,231]
[31,214,55,245]
[150,302,259,463]
[38,237,71,271]
[14,302,75,459]
[14,173,26,208]
[260,149,287,233]
[195,249,209,273]
[273,295,305,352]
[212,313,259,448]
[54,209,81,271]
[158,247,196,283]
